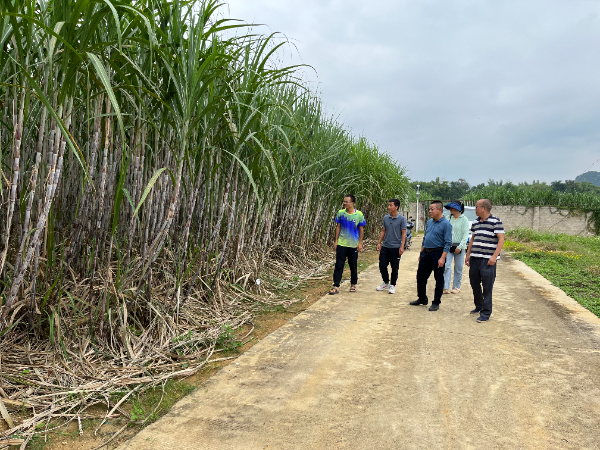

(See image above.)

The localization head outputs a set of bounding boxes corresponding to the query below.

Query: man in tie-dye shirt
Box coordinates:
[330,194,366,294]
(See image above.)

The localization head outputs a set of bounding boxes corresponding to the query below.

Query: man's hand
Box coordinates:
[376,243,382,252]
[399,246,404,256]
[455,247,461,254]
[438,256,446,268]
[334,242,337,251]
[358,242,363,252]
[487,255,498,266]
[465,252,470,267]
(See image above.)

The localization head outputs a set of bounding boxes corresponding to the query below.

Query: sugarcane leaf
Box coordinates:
[248,134,281,193]
[47,21,65,65]
[221,149,262,212]
[1,13,82,61]
[87,52,126,150]
[132,167,169,220]
[122,187,134,212]
[100,0,122,52]
[0,15,12,49]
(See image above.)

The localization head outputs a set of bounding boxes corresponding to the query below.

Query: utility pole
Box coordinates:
[416,184,420,233]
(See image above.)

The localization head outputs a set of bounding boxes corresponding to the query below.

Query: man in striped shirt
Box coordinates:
[465,199,505,322]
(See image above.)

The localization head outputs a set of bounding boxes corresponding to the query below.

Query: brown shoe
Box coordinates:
[443,289,450,294]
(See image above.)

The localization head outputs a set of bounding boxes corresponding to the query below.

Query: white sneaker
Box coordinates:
[376,283,390,291]
[388,285,396,294]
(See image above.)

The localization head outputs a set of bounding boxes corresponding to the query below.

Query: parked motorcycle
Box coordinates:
[405,216,415,250]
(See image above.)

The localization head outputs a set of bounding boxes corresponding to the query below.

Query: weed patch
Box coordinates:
[505,229,600,317]
[216,324,243,353]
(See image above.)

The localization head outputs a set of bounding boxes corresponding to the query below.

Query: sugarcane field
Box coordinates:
[2,1,600,449]
[0,0,409,445]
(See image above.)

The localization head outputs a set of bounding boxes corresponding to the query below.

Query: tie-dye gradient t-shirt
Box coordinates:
[335,209,366,248]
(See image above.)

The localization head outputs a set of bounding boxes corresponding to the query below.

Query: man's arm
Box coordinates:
[438,251,448,268]
[334,223,341,250]
[465,235,474,267]
[487,233,504,266]
[399,228,406,255]
[376,227,386,252]
[443,222,452,253]
[358,226,364,252]
[439,222,452,268]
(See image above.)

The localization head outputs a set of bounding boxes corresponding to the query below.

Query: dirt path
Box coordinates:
[118,237,600,450]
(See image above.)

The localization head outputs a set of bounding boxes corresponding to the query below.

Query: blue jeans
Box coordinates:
[444,249,465,290]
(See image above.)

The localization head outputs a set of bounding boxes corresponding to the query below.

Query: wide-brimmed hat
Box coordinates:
[444,201,463,212]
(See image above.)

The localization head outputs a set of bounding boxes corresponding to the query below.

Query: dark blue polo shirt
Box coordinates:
[422,217,452,253]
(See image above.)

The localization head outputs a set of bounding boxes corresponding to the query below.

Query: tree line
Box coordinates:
[409,178,600,202]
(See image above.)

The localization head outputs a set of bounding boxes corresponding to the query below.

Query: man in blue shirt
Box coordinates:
[410,201,452,311]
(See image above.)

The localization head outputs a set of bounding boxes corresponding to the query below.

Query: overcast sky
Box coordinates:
[224,0,600,185]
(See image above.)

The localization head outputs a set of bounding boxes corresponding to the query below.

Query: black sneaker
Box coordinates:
[409,299,428,306]
[429,303,440,311]
[470,308,481,314]
[476,316,489,322]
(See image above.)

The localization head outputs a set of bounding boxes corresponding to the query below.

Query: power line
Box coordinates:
[582,158,600,173]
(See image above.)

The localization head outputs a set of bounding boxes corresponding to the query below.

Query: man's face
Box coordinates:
[343,197,354,209]
[429,204,442,220]
[388,202,398,213]
[475,201,485,218]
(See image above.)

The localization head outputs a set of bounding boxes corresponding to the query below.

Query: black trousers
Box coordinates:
[333,245,358,287]
[469,257,497,318]
[379,246,401,285]
[416,250,445,304]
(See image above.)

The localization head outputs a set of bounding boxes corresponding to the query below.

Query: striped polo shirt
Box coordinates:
[470,214,505,259]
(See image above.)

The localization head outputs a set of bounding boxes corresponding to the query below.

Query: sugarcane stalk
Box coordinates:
[0,99,72,325]
[180,158,204,272]
[16,88,48,277]
[0,89,25,279]
[211,163,239,290]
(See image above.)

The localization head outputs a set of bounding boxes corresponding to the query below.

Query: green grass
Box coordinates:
[505,228,600,317]
[128,380,196,424]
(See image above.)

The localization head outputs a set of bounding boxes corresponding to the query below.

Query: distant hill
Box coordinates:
[575,171,600,187]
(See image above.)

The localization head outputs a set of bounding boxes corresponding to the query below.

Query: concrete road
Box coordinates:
[119,238,600,450]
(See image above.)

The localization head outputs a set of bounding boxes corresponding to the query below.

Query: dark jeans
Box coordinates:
[469,257,497,318]
[379,246,401,285]
[333,245,358,287]
[416,250,445,304]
